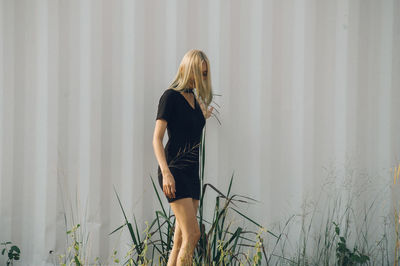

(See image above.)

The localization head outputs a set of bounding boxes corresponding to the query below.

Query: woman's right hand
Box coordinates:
[162,171,176,199]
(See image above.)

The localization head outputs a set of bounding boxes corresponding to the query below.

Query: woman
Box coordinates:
[152,49,214,265]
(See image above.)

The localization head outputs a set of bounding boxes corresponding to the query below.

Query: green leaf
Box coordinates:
[74,256,81,266]
[10,246,20,253]
[230,207,262,228]
[109,223,125,235]
[335,225,340,236]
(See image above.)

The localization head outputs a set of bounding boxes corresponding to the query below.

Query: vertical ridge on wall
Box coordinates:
[204,0,221,197]
[333,0,349,186]
[56,0,73,259]
[109,0,125,255]
[119,0,135,255]
[165,0,177,83]
[377,0,393,172]
[292,0,306,219]
[302,0,315,205]
[345,0,359,181]
[377,0,395,234]
[313,0,336,195]
[0,0,4,238]
[259,0,274,224]
[217,0,231,193]
[78,0,91,224]
[33,0,49,261]
[131,0,145,224]
[392,0,400,164]
[46,0,59,261]
[249,0,263,219]
[0,0,3,211]
[100,0,112,257]
[20,0,35,259]
[86,0,103,257]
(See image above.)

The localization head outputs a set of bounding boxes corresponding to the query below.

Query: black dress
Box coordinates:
[155,88,206,203]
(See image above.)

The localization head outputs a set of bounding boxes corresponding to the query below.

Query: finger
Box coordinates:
[167,185,173,198]
[171,185,176,198]
[167,185,171,198]
[164,185,170,197]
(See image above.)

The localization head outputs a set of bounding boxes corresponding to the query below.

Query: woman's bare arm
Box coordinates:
[152,119,176,198]
[152,119,170,174]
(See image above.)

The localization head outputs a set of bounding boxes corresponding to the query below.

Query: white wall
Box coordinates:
[0,0,399,264]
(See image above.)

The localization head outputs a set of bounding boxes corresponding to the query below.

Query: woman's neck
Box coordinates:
[182,88,194,93]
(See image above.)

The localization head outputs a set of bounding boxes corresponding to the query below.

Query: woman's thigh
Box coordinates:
[174,198,200,239]
[170,198,199,237]
[192,199,199,215]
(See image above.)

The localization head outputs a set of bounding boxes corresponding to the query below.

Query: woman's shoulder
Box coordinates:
[161,88,179,98]
[166,87,180,94]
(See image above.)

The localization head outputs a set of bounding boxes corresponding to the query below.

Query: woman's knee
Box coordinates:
[193,229,200,242]
[183,225,200,243]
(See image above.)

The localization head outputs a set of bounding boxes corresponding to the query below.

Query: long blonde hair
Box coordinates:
[168,49,213,107]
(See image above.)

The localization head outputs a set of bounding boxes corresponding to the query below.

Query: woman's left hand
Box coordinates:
[205,106,214,119]
[197,96,214,120]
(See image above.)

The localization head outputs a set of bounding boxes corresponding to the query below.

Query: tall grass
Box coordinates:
[262,161,397,266]
[109,115,398,265]
[53,158,398,265]
[51,172,98,265]
[110,104,284,265]
[111,171,280,265]
[51,94,398,265]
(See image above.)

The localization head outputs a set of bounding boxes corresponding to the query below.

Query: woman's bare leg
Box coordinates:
[167,219,182,266]
[192,199,199,215]
[167,199,200,265]
[170,198,200,266]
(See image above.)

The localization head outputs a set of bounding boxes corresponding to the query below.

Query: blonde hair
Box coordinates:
[168,49,213,107]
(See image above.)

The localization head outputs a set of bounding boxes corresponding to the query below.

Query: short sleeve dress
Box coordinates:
[155,88,206,202]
